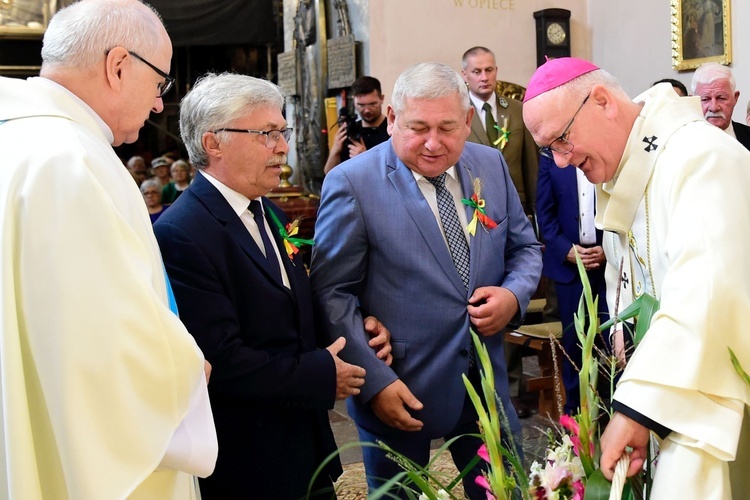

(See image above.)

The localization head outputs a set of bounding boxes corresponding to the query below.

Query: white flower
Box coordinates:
[418,490,449,500]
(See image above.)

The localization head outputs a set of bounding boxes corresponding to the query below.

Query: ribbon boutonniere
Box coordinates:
[493,115,510,150]
[266,208,314,261]
[461,179,498,236]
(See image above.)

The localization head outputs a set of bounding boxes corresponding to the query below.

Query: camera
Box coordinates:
[337,107,363,141]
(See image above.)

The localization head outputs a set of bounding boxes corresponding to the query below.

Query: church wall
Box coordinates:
[368,0,590,107]
[590,0,750,123]
[365,0,750,122]
[280,0,750,176]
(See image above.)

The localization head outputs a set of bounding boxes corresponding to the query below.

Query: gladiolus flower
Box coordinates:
[477,443,490,462]
[559,414,579,435]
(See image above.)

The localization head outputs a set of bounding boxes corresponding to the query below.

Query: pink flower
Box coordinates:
[559,414,579,435]
[477,443,490,463]
[570,435,583,457]
[474,474,496,500]
[572,479,585,500]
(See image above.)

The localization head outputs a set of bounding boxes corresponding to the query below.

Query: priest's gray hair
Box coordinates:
[691,62,736,95]
[391,62,471,115]
[42,0,165,70]
[180,73,286,168]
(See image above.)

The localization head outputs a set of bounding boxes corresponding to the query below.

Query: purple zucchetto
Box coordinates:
[524,57,600,102]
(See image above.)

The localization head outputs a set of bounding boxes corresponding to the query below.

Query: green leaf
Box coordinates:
[583,469,612,500]
[729,347,750,385]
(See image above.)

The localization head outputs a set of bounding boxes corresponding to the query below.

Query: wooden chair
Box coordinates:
[505,320,565,420]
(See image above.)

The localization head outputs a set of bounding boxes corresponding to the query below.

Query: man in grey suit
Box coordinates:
[311,62,542,498]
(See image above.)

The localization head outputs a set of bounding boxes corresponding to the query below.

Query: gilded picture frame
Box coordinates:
[671,0,732,71]
[0,0,54,37]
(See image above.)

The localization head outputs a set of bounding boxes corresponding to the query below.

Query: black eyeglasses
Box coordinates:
[128,51,175,98]
[539,93,590,159]
[213,128,293,149]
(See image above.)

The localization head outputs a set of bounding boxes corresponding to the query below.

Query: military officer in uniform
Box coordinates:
[462,46,541,418]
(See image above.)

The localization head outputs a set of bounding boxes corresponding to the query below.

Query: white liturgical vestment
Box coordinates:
[0,76,217,499]
[599,84,750,499]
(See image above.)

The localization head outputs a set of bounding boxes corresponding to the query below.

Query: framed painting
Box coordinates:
[671,0,732,71]
[0,0,59,37]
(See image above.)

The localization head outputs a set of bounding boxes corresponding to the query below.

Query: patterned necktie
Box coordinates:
[249,200,282,282]
[483,102,498,145]
[426,173,470,290]
[427,173,475,366]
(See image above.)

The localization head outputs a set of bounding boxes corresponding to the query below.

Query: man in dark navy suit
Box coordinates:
[154,72,392,499]
[536,154,608,414]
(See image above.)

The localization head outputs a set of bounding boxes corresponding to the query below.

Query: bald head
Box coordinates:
[40,0,172,147]
[42,0,166,71]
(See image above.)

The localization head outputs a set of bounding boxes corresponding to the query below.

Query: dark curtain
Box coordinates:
[150,0,277,47]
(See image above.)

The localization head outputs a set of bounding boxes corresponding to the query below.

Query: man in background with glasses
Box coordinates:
[524,57,750,498]
[324,76,390,174]
[0,0,217,498]
[154,72,393,499]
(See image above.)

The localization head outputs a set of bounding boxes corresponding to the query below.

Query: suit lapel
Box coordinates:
[387,150,468,296]
[456,159,482,293]
[189,175,293,295]
[263,199,308,302]
[470,105,490,146]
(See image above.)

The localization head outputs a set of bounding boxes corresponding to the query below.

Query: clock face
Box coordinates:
[546,22,567,46]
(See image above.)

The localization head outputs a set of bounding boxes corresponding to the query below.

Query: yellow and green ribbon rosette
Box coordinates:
[266,207,314,260]
[462,179,498,236]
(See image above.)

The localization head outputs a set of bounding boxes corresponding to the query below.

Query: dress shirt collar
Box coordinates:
[724,122,737,139]
[199,170,261,215]
[469,92,495,116]
[410,165,460,185]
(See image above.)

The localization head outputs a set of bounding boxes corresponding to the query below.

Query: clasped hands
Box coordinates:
[327,315,393,401]
[567,244,605,270]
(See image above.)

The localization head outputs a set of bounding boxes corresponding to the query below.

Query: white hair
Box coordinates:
[391,62,470,115]
[691,62,735,94]
[42,0,165,70]
[179,73,286,168]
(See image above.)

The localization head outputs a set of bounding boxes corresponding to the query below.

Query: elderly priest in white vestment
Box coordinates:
[523,57,750,499]
[0,1,217,498]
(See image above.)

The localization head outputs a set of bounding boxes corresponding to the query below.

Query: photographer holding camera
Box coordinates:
[324,76,389,174]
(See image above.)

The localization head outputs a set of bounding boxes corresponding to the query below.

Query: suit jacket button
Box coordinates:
[460,349,469,357]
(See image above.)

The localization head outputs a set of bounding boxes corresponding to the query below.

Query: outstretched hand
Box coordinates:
[370,379,424,431]
[326,337,367,400]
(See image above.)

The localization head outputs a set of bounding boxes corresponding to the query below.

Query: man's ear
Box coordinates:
[386,105,396,135]
[202,131,222,158]
[590,84,618,120]
[465,105,475,127]
[104,46,129,92]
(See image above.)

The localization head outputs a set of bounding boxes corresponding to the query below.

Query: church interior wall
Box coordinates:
[281,0,750,174]
[590,0,750,123]
[367,0,590,109]
[363,0,749,122]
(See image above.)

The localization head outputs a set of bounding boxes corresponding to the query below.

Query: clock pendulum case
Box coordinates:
[533,8,572,67]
